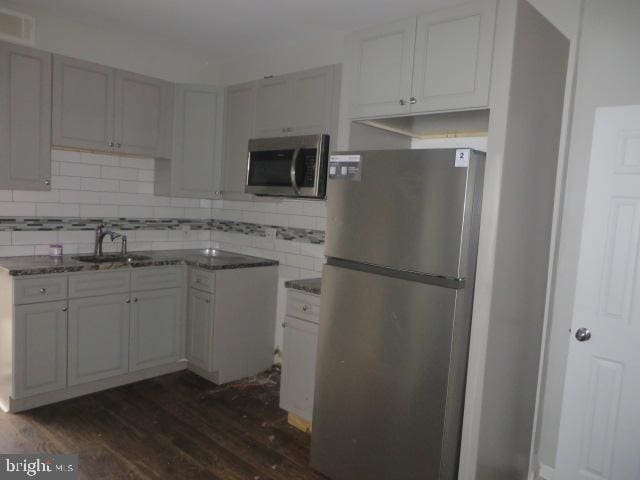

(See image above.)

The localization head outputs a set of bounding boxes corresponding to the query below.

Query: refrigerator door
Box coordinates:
[325,149,484,279]
[311,264,465,480]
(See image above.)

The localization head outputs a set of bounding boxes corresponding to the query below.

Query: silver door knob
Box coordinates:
[125,298,131,304]
[62,307,68,312]
[575,327,591,342]
[39,288,47,293]
[399,98,406,106]
[43,179,50,186]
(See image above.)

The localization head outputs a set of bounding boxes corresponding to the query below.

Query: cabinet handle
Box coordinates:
[134,297,138,303]
[39,287,47,294]
[282,322,287,328]
[43,179,50,186]
[399,98,406,106]
[109,142,114,147]
[409,97,417,104]
[116,143,122,148]
[62,307,68,312]
[302,305,308,312]
[205,299,211,304]
[125,298,131,304]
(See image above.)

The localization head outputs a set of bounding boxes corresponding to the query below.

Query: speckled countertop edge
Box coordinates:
[0,249,279,276]
[284,277,321,295]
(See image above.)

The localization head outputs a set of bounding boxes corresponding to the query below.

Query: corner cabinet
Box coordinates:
[347,0,496,118]
[52,54,174,158]
[0,41,52,190]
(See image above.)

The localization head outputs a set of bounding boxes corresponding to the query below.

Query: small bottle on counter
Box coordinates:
[49,243,63,258]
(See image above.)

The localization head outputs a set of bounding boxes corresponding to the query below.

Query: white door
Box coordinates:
[555,105,640,479]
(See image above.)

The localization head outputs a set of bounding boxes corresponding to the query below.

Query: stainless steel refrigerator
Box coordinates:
[310,148,485,480]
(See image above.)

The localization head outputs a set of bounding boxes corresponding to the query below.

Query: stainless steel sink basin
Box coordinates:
[73,253,151,263]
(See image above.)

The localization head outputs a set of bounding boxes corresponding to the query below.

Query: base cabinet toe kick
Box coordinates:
[0,264,278,412]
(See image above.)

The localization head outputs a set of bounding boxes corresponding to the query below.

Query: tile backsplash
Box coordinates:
[0,149,327,279]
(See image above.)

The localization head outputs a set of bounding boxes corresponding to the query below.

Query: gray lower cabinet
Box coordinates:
[280,316,319,421]
[0,40,52,190]
[67,293,131,386]
[187,288,214,371]
[13,301,67,399]
[280,289,320,422]
[52,54,174,158]
[130,288,183,371]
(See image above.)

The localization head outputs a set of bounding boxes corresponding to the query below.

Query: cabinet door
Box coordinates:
[255,76,292,138]
[187,289,214,371]
[347,18,416,118]
[52,55,114,152]
[130,288,183,371]
[13,301,67,399]
[290,66,336,136]
[114,70,173,157]
[280,316,319,421]
[222,81,256,199]
[172,84,224,198]
[68,294,130,386]
[412,0,496,112]
[0,42,51,190]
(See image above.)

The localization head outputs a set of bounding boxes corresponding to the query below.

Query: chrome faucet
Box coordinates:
[94,224,128,257]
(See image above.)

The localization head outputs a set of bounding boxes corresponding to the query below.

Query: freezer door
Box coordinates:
[311,264,464,480]
[325,149,484,279]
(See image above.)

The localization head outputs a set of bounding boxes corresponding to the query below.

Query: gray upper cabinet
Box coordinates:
[290,66,339,136]
[255,76,292,138]
[169,84,225,198]
[52,55,174,158]
[347,18,416,118]
[52,55,114,152]
[114,70,174,158]
[222,81,256,199]
[347,0,496,118]
[412,0,497,112]
[0,41,52,190]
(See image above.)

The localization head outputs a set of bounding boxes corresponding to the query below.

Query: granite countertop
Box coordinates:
[285,277,321,295]
[0,249,279,276]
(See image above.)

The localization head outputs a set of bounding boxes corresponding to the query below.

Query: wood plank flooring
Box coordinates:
[0,368,327,480]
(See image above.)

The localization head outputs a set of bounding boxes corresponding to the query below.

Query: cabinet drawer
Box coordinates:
[69,271,131,298]
[190,269,215,293]
[132,266,185,291]
[14,275,68,305]
[286,290,321,324]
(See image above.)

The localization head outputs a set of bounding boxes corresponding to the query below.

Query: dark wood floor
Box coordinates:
[0,368,327,480]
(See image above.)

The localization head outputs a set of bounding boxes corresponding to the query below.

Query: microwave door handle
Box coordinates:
[290,148,301,195]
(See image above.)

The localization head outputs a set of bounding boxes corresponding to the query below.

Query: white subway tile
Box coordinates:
[118,180,139,193]
[299,243,325,258]
[79,205,118,218]
[154,207,185,218]
[36,203,80,217]
[51,161,60,176]
[299,268,319,278]
[199,199,212,209]
[274,239,300,254]
[0,190,12,201]
[185,208,210,219]
[52,149,82,163]
[121,157,154,170]
[0,232,12,245]
[0,245,35,256]
[81,178,119,192]
[288,215,316,229]
[285,254,315,270]
[0,202,36,216]
[314,257,326,272]
[81,152,120,166]
[58,162,100,178]
[264,213,289,227]
[315,217,327,230]
[301,200,327,217]
[59,231,94,243]
[12,231,58,245]
[137,170,154,182]
[278,265,300,280]
[137,182,154,194]
[243,211,266,224]
[13,189,60,203]
[51,175,82,190]
[101,166,138,180]
[134,230,169,242]
[59,190,102,204]
[118,205,154,218]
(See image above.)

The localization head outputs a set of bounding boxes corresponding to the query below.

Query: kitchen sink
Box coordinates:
[72,253,151,263]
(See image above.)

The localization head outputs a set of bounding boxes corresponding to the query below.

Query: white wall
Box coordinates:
[534,0,640,474]
[0,0,222,83]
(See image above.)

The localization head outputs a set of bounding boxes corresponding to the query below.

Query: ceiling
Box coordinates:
[7,0,466,60]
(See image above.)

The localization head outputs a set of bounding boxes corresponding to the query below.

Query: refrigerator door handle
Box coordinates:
[290,148,301,195]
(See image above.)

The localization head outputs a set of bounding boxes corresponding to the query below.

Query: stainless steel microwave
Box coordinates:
[245,134,329,198]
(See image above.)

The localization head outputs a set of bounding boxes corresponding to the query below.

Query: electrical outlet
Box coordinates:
[265,227,277,239]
